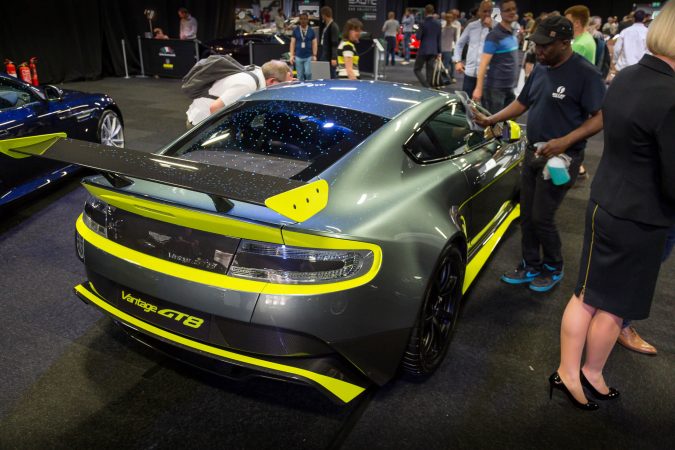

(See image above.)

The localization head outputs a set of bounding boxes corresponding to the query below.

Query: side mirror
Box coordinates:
[485,120,521,143]
[43,85,64,101]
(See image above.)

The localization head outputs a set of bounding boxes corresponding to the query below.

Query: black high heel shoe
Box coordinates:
[580,371,620,400]
[548,372,599,411]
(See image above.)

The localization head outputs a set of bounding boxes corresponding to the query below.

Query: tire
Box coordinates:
[401,245,465,377]
[98,110,125,148]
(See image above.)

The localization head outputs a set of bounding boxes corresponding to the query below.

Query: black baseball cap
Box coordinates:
[530,16,574,45]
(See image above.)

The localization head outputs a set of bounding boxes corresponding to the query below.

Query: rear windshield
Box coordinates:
[164,100,388,181]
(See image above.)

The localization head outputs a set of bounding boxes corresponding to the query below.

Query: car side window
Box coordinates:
[0,80,38,111]
[405,102,488,163]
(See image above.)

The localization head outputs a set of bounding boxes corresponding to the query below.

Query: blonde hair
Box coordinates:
[647,1,675,59]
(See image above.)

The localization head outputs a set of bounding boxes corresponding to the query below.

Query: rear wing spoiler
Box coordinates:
[0,134,328,222]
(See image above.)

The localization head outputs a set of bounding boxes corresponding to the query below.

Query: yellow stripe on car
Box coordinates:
[84,183,284,244]
[462,204,520,293]
[74,283,366,403]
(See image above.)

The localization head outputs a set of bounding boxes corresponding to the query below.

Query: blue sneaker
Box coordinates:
[529,264,564,292]
[501,261,540,284]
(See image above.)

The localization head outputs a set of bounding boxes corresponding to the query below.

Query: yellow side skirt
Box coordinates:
[74,283,366,403]
[462,204,520,293]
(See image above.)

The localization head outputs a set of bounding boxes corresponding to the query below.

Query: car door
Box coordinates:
[0,77,63,190]
[403,101,521,245]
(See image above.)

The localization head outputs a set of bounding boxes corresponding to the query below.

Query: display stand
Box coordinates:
[138,37,202,78]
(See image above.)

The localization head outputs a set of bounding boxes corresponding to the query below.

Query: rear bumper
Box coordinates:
[75,281,370,403]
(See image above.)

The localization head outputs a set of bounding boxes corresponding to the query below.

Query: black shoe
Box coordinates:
[580,371,620,400]
[501,260,540,284]
[529,264,564,292]
[549,372,599,411]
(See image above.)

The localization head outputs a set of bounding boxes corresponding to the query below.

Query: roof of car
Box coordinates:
[240,80,451,119]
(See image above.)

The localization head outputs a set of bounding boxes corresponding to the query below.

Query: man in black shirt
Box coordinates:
[319,6,340,79]
[473,16,606,292]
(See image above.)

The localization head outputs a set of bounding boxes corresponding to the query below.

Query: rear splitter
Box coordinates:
[74,282,370,403]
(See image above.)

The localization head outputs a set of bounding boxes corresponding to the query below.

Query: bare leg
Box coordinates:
[581,309,622,394]
[558,294,596,403]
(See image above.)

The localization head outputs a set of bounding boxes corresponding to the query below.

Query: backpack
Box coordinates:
[181,54,260,100]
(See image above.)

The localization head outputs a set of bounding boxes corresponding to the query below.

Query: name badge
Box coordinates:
[301,42,306,49]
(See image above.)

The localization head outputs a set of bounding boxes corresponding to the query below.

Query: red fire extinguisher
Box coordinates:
[19,62,32,84]
[4,59,17,77]
[29,57,39,86]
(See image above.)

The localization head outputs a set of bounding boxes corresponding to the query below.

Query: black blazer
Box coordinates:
[320,20,341,61]
[591,54,675,226]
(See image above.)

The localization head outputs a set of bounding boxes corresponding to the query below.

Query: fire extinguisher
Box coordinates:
[19,62,32,84]
[29,57,39,86]
[4,59,17,78]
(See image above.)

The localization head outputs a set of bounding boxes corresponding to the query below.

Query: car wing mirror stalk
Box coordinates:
[44,85,64,101]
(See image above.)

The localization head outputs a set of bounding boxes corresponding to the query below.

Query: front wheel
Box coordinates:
[98,110,125,148]
[401,245,465,376]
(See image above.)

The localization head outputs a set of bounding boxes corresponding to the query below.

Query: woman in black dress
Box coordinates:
[550,2,675,410]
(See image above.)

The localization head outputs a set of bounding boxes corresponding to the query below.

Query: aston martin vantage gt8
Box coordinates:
[0,73,124,206]
[3,80,524,403]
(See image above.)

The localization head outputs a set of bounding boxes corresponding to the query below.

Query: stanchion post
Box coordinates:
[136,35,149,78]
[194,39,200,62]
[248,40,254,66]
[121,39,130,79]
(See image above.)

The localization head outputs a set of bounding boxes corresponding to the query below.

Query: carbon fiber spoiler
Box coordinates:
[0,134,328,221]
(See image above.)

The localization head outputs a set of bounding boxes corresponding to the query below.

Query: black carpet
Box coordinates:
[0,59,673,449]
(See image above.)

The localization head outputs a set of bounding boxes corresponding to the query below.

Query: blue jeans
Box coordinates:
[483,87,515,114]
[295,56,312,81]
[623,224,675,328]
[403,32,412,61]
[385,36,396,65]
[462,75,477,97]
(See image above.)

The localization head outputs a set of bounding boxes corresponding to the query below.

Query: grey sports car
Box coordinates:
[4,80,525,403]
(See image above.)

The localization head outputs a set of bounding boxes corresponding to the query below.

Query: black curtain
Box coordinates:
[0,0,235,84]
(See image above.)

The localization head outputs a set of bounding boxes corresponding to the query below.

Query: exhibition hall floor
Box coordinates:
[1,66,673,449]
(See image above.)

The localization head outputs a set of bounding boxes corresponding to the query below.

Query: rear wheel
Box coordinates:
[402,245,465,376]
[98,110,124,147]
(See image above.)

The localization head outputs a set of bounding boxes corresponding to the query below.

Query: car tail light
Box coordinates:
[228,239,374,284]
[83,196,109,238]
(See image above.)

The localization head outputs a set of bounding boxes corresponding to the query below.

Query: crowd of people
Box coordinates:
[449,1,674,411]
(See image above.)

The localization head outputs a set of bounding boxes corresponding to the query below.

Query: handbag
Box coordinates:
[431,58,451,88]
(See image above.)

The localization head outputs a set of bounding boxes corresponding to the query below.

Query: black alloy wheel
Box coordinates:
[402,245,465,376]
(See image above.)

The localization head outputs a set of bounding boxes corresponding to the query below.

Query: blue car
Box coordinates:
[0,73,124,206]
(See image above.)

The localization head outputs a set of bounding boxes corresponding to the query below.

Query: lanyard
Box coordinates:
[300,26,308,41]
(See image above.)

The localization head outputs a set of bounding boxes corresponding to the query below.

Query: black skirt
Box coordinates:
[575,201,669,320]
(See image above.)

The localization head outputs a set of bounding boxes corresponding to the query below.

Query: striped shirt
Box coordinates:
[337,40,359,78]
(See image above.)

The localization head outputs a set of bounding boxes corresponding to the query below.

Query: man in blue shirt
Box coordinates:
[473,0,520,113]
[472,16,606,292]
[413,4,442,88]
[290,13,317,81]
